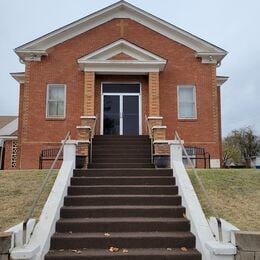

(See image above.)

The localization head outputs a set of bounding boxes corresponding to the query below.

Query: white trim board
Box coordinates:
[15,1,227,63]
[0,118,18,136]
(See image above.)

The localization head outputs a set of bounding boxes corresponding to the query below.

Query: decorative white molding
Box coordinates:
[153,140,169,144]
[80,116,96,119]
[14,1,227,64]
[217,76,229,87]
[76,125,91,129]
[15,50,48,62]
[152,125,167,130]
[195,52,225,64]
[147,116,163,120]
[77,39,167,74]
[10,72,25,84]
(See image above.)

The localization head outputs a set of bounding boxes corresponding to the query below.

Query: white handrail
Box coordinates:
[145,116,154,163]
[174,131,223,242]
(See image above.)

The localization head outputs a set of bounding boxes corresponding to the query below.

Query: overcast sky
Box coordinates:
[0,0,259,137]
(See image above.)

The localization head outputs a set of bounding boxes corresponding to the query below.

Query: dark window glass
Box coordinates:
[103,84,140,93]
[103,96,120,135]
[123,96,139,135]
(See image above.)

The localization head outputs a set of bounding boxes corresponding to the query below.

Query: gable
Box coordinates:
[77,39,167,74]
[15,1,227,64]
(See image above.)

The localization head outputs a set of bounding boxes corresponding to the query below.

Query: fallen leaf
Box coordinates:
[122,249,128,253]
[183,213,187,218]
[69,231,73,234]
[109,247,120,253]
[71,249,82,254]
[58,249,64,252]
[167,248,172,251]
[181,247,188,252]
[104,233,111,237]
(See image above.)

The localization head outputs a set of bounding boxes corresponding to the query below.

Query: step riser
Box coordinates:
[45,254,201,260]
[51,236,195,250]
[68,186,178,195]
[56,221,190,233]
[92,158,151,163]
[64,196,181,206]
[60,208,185,218]
[92,151,151,156]
[70,178,175,186]
[92,154,152,158]
[89,164,155,169]
[93,140,151,145]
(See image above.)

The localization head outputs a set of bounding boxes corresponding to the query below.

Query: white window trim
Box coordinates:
[46,84,67,119]
[177,85,197,119]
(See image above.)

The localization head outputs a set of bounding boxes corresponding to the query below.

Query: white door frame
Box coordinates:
[100,83,142,135]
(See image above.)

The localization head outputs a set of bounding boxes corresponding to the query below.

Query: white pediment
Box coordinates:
[77,39,167,74]
[15,1,227,64]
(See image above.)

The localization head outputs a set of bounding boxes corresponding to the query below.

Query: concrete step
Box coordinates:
[50,231,196,249]
[56,217,190,233]
[73,168,172,177]
[60,205,185,218]
[92,157,151,163]
[70,176,175,186]
[64,194,181,206]
[88,163,155,168]
[45,248,201,260]
[67,185,178,195]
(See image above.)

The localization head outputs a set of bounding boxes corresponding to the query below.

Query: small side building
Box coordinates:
[0,116,18,170]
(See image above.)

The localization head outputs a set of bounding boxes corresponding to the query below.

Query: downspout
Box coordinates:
[0,138,4,170]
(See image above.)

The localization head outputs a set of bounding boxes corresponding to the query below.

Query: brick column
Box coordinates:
[84,71,95,116]
[148,72,160,116]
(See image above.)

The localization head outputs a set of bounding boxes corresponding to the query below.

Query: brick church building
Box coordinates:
[8,1,227,169]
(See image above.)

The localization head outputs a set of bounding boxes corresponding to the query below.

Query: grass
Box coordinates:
[188,169,260,231]
[0,170,58,231]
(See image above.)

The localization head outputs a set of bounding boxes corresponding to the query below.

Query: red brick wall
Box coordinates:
[17,18,222,168]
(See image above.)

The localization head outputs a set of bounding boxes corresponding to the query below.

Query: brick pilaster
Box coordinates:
[148,72,160,116]
[84,71,95,116]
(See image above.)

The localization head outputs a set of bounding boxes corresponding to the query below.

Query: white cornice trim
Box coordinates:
[148,116,163,120]
[10,72,25,84]
[195,52,225,64]
[14,1,227,63]
[15,50,48,62]
[217,76,229,87]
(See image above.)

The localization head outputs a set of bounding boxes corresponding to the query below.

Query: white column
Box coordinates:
[169,140,184,167]
[63,140,77,169]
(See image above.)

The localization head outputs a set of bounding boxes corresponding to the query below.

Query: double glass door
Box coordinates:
[103,94,140,135]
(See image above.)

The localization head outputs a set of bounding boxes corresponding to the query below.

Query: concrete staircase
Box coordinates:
[45,135,201,259]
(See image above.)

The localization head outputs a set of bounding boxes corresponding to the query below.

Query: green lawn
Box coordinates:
[0,169,259,232]
[188,169,260,231]
[0,170,57,231]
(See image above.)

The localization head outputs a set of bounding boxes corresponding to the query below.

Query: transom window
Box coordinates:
[178,85,197,119]
[46,84,66,118]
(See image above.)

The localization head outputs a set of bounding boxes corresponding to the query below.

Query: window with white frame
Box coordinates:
[178,85,197,119]
[46,84,66,118]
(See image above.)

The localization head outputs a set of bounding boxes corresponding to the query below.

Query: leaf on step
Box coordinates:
[183,213,187,218]
[109,247,120,253]
[71,249,82,254]
[166,248,172,251]
[69,231,73,234]
[122,249,128,253]
[104,233,111,237]
[181,247,188,252]
[58,249,64,252]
